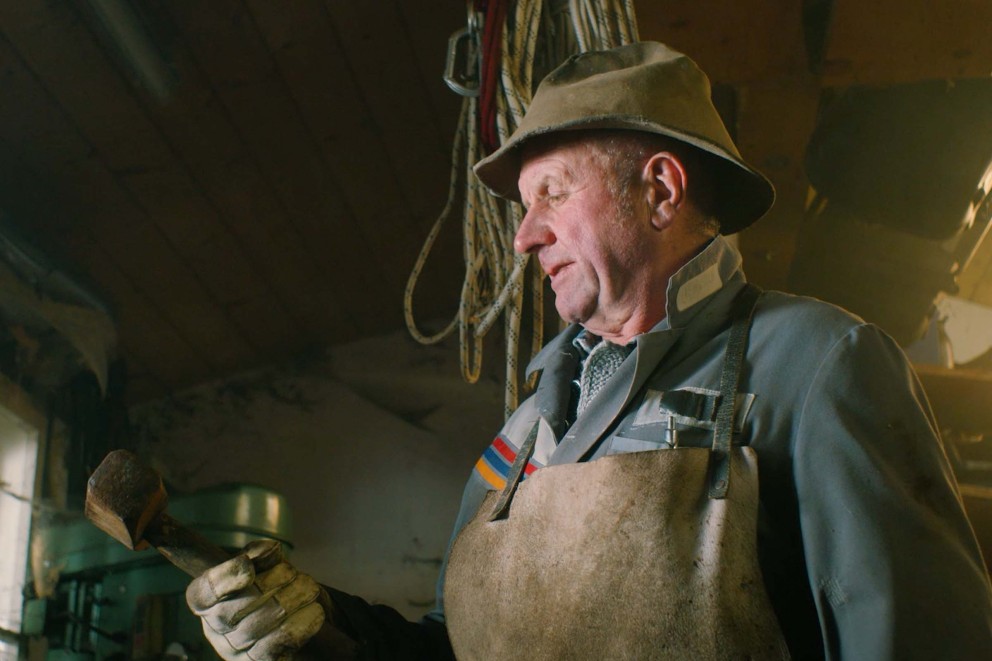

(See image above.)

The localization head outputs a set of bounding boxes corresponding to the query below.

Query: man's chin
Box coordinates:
[553,301,594,327]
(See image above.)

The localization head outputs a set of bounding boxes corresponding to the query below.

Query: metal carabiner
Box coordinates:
[443,6,482,97]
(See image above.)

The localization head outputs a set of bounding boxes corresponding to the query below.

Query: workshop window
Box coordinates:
[0,404,40,658]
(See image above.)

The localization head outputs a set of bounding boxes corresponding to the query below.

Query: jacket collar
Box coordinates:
[662,235,744,330]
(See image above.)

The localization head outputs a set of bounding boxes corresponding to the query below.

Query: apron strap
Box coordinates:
[708,283,762,500]
[488,420,540,521]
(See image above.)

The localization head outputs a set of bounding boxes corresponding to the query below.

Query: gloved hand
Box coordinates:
[186,539,336,661]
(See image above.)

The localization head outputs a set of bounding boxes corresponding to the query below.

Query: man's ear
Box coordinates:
[644,152,688,230]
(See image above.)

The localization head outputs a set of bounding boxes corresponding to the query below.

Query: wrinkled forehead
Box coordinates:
[518,134,604,186]
[519,130,605,165]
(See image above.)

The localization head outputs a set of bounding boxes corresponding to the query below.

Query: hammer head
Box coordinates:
[85,449,168,550]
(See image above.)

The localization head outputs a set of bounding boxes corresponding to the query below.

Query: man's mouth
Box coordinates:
[543,261,571,278]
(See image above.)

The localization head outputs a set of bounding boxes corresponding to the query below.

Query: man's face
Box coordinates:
[514,139,651,334]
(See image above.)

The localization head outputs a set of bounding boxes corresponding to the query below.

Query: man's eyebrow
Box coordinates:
[523,175,555,200]
[539,168,576,191]
[521,164,577,205]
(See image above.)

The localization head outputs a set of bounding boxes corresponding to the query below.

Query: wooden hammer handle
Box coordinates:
[144,512,232,577]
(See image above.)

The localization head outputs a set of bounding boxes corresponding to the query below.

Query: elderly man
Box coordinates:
[185,42,992,659]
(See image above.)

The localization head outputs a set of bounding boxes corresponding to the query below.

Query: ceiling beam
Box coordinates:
[821,0,992,85]
[634,0,808,84]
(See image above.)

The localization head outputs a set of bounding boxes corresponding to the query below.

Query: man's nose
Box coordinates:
[513,208,555,254]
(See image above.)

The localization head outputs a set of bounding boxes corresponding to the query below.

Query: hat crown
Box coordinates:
[520,42,739,161]
[473,41,775,234]
[545,42,690,86]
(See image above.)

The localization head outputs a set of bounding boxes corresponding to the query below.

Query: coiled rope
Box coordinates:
[404,0,639,420]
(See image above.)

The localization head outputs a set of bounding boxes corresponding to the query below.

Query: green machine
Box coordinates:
[32,484,293,660]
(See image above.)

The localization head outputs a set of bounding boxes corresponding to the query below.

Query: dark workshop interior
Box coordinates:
[0,0,991,658]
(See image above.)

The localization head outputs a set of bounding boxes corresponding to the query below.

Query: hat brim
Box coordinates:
[473,118,775,235]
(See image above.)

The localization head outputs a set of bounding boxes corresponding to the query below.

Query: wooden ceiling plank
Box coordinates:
[184,233,271,307]
[319,0,455,225]
[112,167,300,350]
[125,118,361,356]
[118,167,221,253]
[634,0,808,84]
[0,36,108,240]
[0,145,260,380]
[69,232,215,392]
[0,2,173,173]
[0,73,90,173]
[390,0,463,156]
[0,137,256,383]
[58,158,151,240]
[823,0,992,86]
[0,31,180,329]
[0,0,286,362]
[0,134,218,392]
[95,221,258,371]
[156,0,388,333]
[1,3,341,374]
[0,38,148,240]
[225,293,308,358]
[196,157,357,343]
[240,0,440,311]
[103,84,340,347]
[129,50,355,343]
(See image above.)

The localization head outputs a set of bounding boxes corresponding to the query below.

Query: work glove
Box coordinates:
[186,539,354,660]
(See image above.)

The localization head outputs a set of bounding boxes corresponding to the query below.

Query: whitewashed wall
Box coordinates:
[130,331,504,620]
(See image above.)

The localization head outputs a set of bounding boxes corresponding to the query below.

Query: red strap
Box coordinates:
[479,0,508,154]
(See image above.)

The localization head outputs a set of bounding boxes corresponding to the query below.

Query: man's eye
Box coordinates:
[548,192,567,204]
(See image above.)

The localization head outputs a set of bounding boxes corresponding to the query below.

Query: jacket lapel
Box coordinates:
[527,325,582,443]
[547,327,684,465]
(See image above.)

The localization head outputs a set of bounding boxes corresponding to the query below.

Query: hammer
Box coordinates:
[84,449,230,577]
[85,450,356,661]
[85,450,357,658]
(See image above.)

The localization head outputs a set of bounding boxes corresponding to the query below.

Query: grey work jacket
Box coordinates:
[430,236,992,659]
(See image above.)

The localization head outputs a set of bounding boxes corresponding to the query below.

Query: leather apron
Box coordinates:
[444,286,790,660]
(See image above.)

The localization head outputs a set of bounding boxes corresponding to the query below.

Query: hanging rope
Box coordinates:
[405,0,639,419]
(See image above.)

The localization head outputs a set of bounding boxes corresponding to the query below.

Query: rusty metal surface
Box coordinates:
[85,449,168,549]
[85,449,233,576]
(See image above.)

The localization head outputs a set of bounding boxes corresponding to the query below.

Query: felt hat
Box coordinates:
[473,42,775,234]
